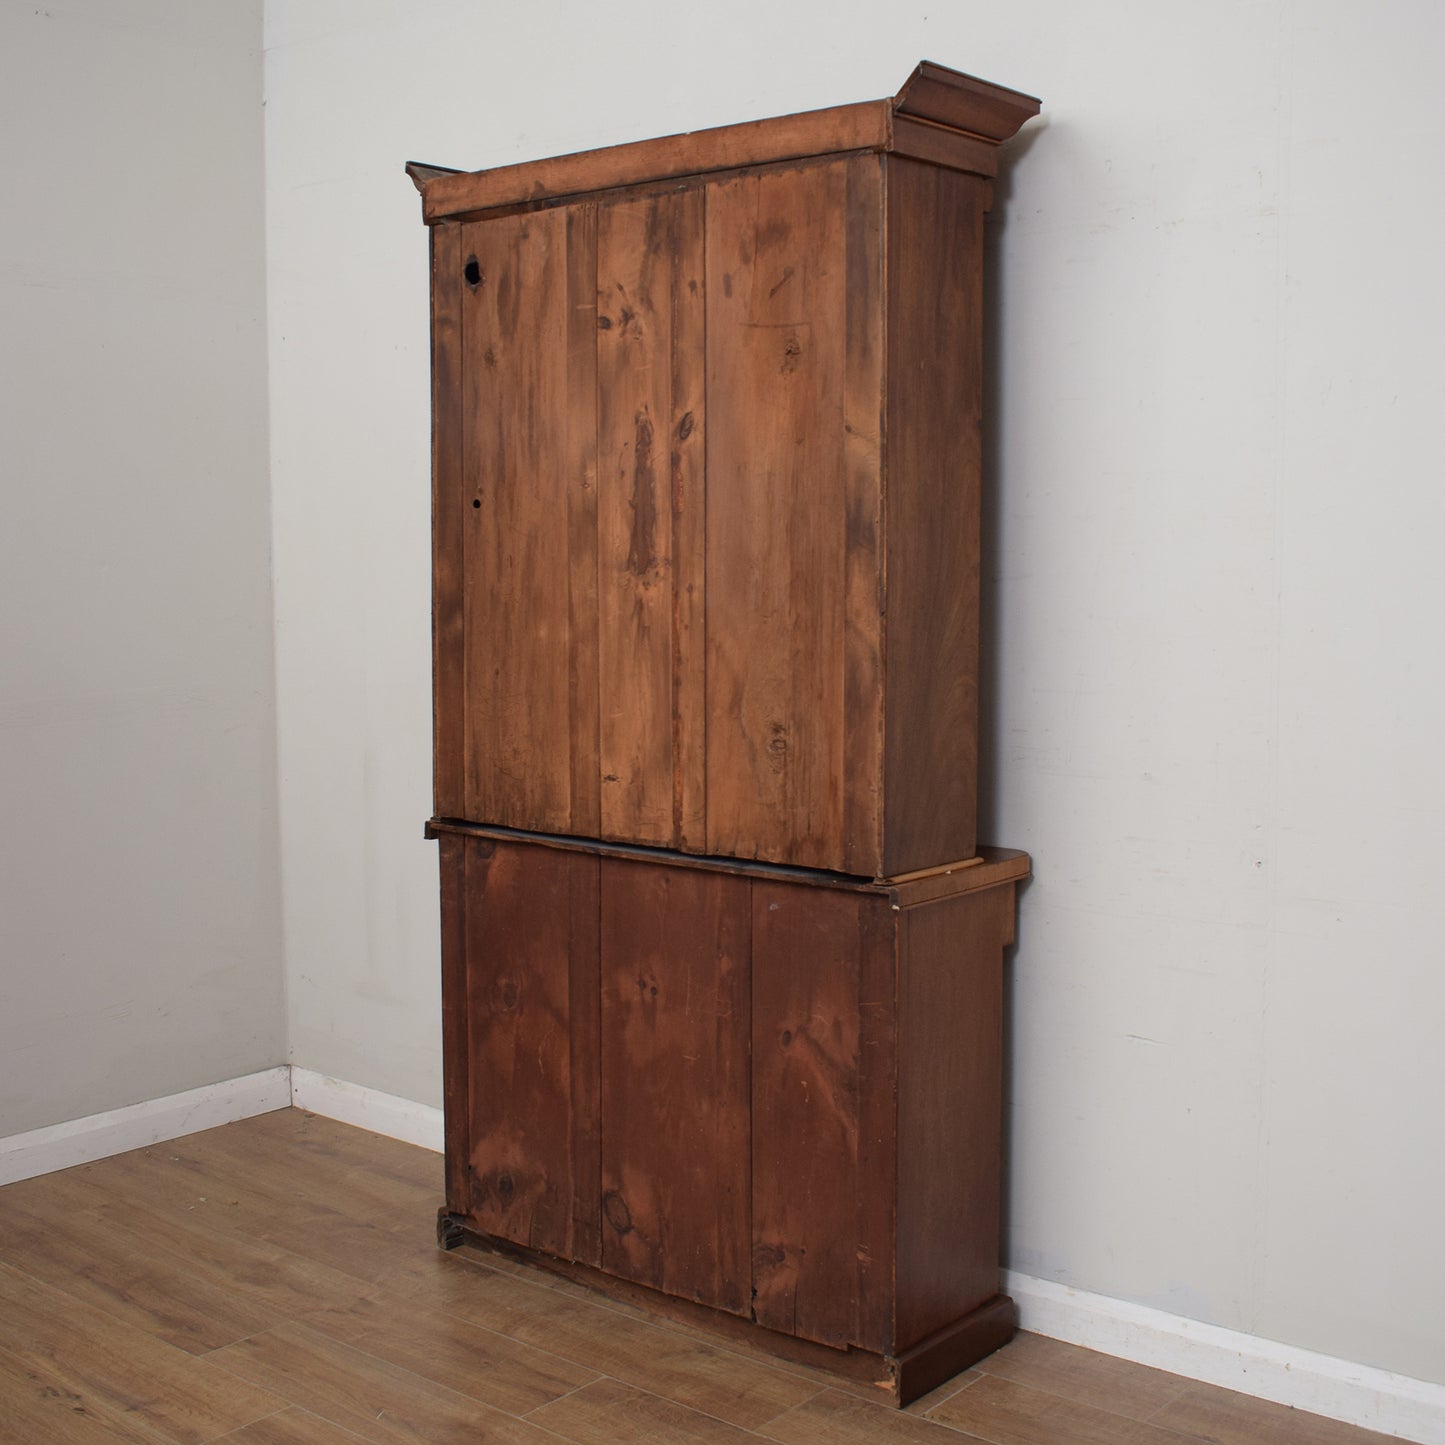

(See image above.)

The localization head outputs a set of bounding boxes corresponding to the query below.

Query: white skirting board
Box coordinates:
[0,1066,292,1186]
[1007,1271,1445,1445]
[288,1066,444,1152]
[0,1065,444,1186]
[4,1072,1439,1443]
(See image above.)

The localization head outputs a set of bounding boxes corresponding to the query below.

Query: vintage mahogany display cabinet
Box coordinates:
[409,61,1039,1405]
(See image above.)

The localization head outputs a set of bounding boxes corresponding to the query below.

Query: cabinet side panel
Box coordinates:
[463,839,597,1259]
[895,883,1014,1349]
[431,223,466,817]
[597,189,705,849]
[855,893,899,1352]
[751,880,864,1348]
[438,833,471,1214]
[882,159,987,875]
[599,859,750,1314]
[704,160,853,872]
[460,207,579,832]
[842,156,886,879]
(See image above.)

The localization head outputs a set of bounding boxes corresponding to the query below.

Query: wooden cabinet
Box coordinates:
[432,824,1028,1400]
[418,63,1039,878]
[413,60,1038,1406]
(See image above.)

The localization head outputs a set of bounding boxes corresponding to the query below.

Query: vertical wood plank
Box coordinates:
[670,185,708,851]
[567,202,602,840]
[854,892,898,1352]
[597,194,679,847]
[568,849,603,1266]
[841,156,886,877]
[438,834,471,1216]
[460,207,576,833]
[882,159,989,875]
[598,859,750,1314]
[705,160,856,873]
[894,882,1014,1349]
[750,881,864,1347]
[464,839,598,1259]
[431,222,466,818]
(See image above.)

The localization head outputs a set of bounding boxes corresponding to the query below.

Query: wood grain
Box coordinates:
[528,1376,762,1443]
[973,1331,1191,1422]
[0,1344,174,1444]
[0,1261,284,1443]
[761,1386,971,1443]
[565,200,602,839]
[599,859,750,1313]
[891,61,1040,143]
[894,884,1013,1349]
[705,159,854,871]
[213,1408,371,1444]
[889,116,999,179]
[430,221,466,817]
[384,1251,820,1430]
[421,102,892,221]
[597,188,703,847]
[750,880,865,1348]
[854,891,899,1352]
[45,1129,438,1289]
[669,184,708,851]
[463,839,598,1259]
[438,832,471,1214]
[1150,1381,1408,1445]
[882,158,990,876]
[926,1372,1193,1445]
[460,206,576,832]
[300,1288,596,1415]
[840,155,886,876]
[211,1320,558,1443]
[417,62,1040,224]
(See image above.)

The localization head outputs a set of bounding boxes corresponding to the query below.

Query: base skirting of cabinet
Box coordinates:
[438,1209,1018,1407]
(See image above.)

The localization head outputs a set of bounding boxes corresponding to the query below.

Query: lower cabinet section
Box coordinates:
[431,822,1028,1404]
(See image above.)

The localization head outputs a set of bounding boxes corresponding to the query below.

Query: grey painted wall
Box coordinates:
[0,1,284,1134]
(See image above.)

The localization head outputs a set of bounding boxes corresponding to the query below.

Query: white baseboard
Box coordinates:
[1007,1271,1445,1445]
[288,1066,444,1153]
[0,1066,292,1186]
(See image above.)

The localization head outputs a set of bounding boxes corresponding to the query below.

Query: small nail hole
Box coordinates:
[464,257,482,287]
[472,499,481,509]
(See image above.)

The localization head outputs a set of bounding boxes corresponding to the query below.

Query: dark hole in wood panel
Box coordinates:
[464,256,482,287]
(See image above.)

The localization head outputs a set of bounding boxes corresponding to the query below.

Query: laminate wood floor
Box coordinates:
[0,1110,1407,1443]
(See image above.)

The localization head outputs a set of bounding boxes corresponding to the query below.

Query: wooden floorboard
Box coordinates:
[0,1109,1412,1444]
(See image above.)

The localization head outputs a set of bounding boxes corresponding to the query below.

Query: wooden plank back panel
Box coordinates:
[565,202,602,841]
[437,833,471,1216]
[598,860,750,1314]
[431,222,466,818]
[704,159,864,873]
[463,839,600,1261]
[882,159,988,876]
[460,206,594,833]
[750,880,868,1348]
[894,882,1014,1349]
[596,188,706,849]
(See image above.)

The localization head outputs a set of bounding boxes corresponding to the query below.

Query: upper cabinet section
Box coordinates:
[415,64,1039,880]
